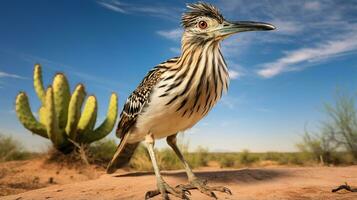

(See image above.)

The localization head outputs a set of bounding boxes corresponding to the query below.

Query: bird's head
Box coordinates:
[182,2,276,44]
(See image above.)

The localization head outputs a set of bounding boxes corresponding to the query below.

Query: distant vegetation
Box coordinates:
[130,147,355,170]
[88,139,118,166]
[1,132,356,169]
[0,133,36,162]
[129,143,210,170]
[297,90,357,165]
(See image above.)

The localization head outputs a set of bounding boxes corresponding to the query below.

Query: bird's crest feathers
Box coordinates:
[182,2,224,28]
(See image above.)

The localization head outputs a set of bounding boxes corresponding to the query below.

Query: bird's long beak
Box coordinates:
[218,21,276,36]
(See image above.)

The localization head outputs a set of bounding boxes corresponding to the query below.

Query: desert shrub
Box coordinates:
[217,153,238,168]
[280,152,309,165]
[239,150,259,165]
[262,152,281,161]
[157,148,181,170]
[88,139,117,164]
[296,90,357,165]
[0,134,33,162]
[45,139,118,167]
[45,147,87,167]
[130,143,210,170]
[296,131,337,164]
[186,146,209,168]
[217,150,259,167]
[129,144,152,171]
[323,91,357,161]
[339,152,356,165]
[215,151,318,167]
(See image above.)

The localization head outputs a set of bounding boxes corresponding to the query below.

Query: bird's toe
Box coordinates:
[176,178,232,199]
[145,181,190,200]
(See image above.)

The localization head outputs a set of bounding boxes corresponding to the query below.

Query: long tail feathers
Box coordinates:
[106,135,139,174]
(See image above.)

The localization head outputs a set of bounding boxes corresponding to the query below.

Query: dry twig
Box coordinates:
[332,182,357,193]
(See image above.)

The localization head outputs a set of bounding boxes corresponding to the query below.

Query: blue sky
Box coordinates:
[0,0,356,152]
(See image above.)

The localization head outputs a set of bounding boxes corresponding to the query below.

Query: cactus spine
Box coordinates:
[15,64,118,153]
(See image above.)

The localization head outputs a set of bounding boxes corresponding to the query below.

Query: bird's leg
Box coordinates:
[167,134,232,199]
[144,133,190,200]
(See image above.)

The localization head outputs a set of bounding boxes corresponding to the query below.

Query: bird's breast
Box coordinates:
[127,46,229,142]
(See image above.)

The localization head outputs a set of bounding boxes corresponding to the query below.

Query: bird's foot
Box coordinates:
[145,181,191,200]
[176,178,232,199]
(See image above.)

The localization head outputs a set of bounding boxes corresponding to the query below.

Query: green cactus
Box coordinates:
[15,64,118,153]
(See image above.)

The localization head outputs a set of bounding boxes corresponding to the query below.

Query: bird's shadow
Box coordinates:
[113,168,289,184]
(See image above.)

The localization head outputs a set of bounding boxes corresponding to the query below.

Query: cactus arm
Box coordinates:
[83,93,118,143]
[38,106,46,125]
[45,87,66,147]
[65,84,86,140]
[77,95,97,137]
[33,64,46,105]
[53,73,71,129]
[88,103,97,131]
[15,92,48,138]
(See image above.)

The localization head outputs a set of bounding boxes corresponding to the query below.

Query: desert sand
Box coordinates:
[1,160,357,200]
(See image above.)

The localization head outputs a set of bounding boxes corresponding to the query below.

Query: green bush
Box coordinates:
[88,139,117,164]
[239,150,259,165]
[296,90,357,165]
[217,153,238,168]
[129,144,152,171]
[157,148,181,170]
[186,146,209,168]
[0,134,34,162]
[130,144,210,170]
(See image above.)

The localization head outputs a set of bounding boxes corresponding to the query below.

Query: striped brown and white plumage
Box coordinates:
[107,2,275,199]
[130,39,229,140]
[107,45,229,171]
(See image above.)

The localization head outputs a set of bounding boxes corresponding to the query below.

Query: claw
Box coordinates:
[145,190,160,200]
[223,187,232,195]
[175,178,232,199]
[145,182,191,200]
[209,191,217,199]
[145,189,170,200]
[184,189,191,196]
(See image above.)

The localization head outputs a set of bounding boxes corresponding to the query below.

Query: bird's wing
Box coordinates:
[116,67,164,138]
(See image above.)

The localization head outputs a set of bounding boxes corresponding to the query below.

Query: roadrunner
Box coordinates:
[107,2,275,199]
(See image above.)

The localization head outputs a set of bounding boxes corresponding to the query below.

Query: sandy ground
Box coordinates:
[1,164,357,200]
[0,159,101,197]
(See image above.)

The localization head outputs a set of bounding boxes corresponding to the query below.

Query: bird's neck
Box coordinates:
[177,39,229,92]
[165,38,229,116]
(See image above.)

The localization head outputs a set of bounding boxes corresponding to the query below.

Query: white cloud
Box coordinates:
[304,1,321,10]
[220,97,238,109]
[257,33,357,78]
[220,35,249,58]
[0,71,26,79]
[132,1,357,79]
[226,61,247,80]
[97,0,179,20]
[270,20,302,35]
[97,1,126,13]
[156,28,182,55]
[169,47,181,54]
[157,28,182,41]
[228,70,240,80]
[219,94,245,110]
[228,69,241,80]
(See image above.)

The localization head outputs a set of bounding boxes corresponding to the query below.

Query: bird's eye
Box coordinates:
[198,21,208,29]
